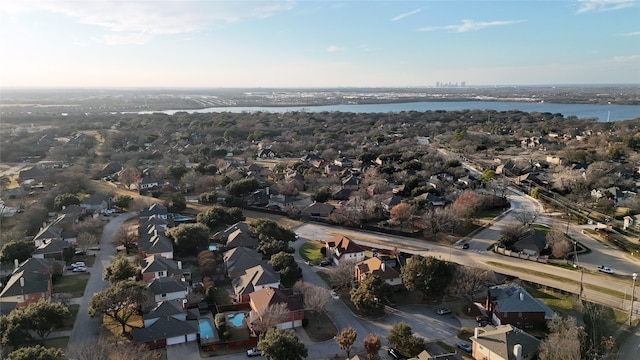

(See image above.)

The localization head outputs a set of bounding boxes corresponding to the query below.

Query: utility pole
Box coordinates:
[630,273,637,327]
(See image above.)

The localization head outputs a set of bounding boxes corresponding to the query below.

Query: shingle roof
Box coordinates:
[0,270,50,297]
[223,247,264,278]
[33,239,70,255]
[249,286,303,316]
[225,229,259,250]
[143,300,185,320]
[139,204,168,217]
[232,265,280,296]
[147,277,188,296]
[131,316,197,344]
[489,283,554,319]
[140,255,183,277]
[213,222,253,239]
[472,324,541,360]
[356,257,400,281]
[327,235,365,256]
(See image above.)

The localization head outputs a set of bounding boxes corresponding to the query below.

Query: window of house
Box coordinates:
[158,271,165,276]
[161,293,166,297]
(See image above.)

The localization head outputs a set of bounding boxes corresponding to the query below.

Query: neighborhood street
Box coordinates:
[66,212,136,350]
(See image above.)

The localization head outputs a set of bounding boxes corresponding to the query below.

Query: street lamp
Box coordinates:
[630,273,637,327]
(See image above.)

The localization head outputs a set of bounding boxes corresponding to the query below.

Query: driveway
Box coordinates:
[66,212,136,351]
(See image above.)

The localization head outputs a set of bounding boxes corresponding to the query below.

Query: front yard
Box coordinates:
[53,273,90,297]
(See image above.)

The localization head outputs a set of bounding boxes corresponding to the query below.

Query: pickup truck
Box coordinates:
[597,265,614,274]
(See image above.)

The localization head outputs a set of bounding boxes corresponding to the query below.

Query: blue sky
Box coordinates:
[0,0,638,87]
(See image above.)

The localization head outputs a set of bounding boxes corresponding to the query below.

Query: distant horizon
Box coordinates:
[2,83,639,91]
[1,1,639,88]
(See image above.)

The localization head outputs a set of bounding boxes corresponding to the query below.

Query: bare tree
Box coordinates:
[294,281,331,313]
[512,209,541,226]
[251,302,289,334]
[330,260,357,289]
[118,167,140,190]
[446,265,491,301]
[538,315,584,360]
[500,222,529,248]
[389,202,415,227]
[546,230,572,258]
[69,339,159,360]
[76,232,98,253]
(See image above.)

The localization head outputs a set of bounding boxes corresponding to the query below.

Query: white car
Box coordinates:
[597,265,614,274]
[330,291,340,300]
[72,266,87,272]
[246,347,261,357]
[70,262,86,269]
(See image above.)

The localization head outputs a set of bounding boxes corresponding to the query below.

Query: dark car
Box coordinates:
[462,243,470,249]
[436,308,452,315]
[457,341,472,353]
[319,259,331,266]
[388,348,405,359]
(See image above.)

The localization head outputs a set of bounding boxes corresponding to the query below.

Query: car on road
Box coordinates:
[319,259,331,267]
[246,347,261,357]
[462,243,470,249]
[436,308,452,315]
[330,290,340,300]
[388,348,405,359]
[457,341,472,353]
[597,265,614,274]
[72,266,87,272]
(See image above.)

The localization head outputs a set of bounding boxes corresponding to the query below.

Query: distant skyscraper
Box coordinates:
[461,81,466,87]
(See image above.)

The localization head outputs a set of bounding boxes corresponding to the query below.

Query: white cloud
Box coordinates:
[419,19,526,33]
[576,0,636,13]
[611,54,640,62]
[391,8,421,22]
[621,31,640,36]
[326,45,343,53]
[0,0,296,45]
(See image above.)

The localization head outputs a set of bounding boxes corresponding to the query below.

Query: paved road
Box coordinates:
[66,212,136,351]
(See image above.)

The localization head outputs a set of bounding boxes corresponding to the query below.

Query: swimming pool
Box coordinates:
[228,312,246,327]
[198,318,214,339]
[208,243,218,251]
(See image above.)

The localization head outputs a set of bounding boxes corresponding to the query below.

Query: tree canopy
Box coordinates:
[387,322,426,357]
[400,255,454,297]
[334,327,357,358]
[0,240,36,264]
[257,328,308,360]
[88,280,148,334]
[1,301,70,348]
[165,223,210,255]
[103,255,137,283]
[349,275,393,312]
[6,345,65,360]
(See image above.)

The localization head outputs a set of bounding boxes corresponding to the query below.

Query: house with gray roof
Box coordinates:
[137,231,174,260]
[32,239,71,260]
[139,255,184,282]
[0,270,52,309]
[213,221,253,240]
[223,246,264,279]
[232,264,280,303]
[139,203,168,219]
[486,283,554,328]
[513,229,547,256]
[147,277,189,302]
[470,324,541,360]
[225,228,260,250]
[80,193,112,213]
[132,315,198,349]
[143,300,188,327]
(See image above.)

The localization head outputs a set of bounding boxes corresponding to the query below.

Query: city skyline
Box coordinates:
[1,0,639,88]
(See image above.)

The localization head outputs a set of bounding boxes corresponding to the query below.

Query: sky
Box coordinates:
[0,0,639,88]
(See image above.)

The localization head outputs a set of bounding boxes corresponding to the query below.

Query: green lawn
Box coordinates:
[61,304,80,330]
[299,240,325,263]
[303,311,337,342]
[44,336,69,350]
[53,273,90,297]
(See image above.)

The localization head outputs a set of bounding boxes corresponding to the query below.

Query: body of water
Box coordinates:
[137,101,640,122]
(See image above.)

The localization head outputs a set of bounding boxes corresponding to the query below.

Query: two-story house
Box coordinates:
[326,235,366,265]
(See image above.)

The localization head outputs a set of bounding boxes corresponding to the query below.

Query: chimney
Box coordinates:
[177,261,182,269]
[519,292,524,301]
[14,258,19,269]
[474,327,480,338]
[513,344,523,360]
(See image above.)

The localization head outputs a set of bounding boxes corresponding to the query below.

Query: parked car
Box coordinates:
[319,259,331,267]
[436,308,452,315]
[597,265,614,274]
[72,266,87,272]
[330,290,340,300]
[388,347,405,359]
[457,341,472,353]
[246,347,261,357]
[70,262,86,269]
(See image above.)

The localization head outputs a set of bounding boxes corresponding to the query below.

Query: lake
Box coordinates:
[137,101,640,122]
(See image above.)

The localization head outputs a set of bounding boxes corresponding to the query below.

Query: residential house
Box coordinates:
[225,229,260,250]
[300,202,335,218]
[249,287,304,330]
[132,313,198,349]
[32,239,71,260]
[485,283,554,328]
[139,255,184,282]
[0,270,53,309]
[326,235,366,265]
[32,223,63,247]
[232,264,280,303]
[470,325,541,360]
[341,175,361,190]
[143,300,189,327]
[223,247,264,279]
[14,258,65,277]
[139,204,168,220]
[257,148,276,159]
[147,277,189,302]
[139,176,160,192]
[137,230,174,260]
[80,193,112,213]
[334,157,353,168]
[355,257,402,290]
[381,195,403,213]
[18,166,47,184]
[512,230,547,257]
[139,215,170,232]
[213,222,253,241]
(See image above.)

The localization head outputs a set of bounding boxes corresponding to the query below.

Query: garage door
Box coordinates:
[167,335,185,345]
